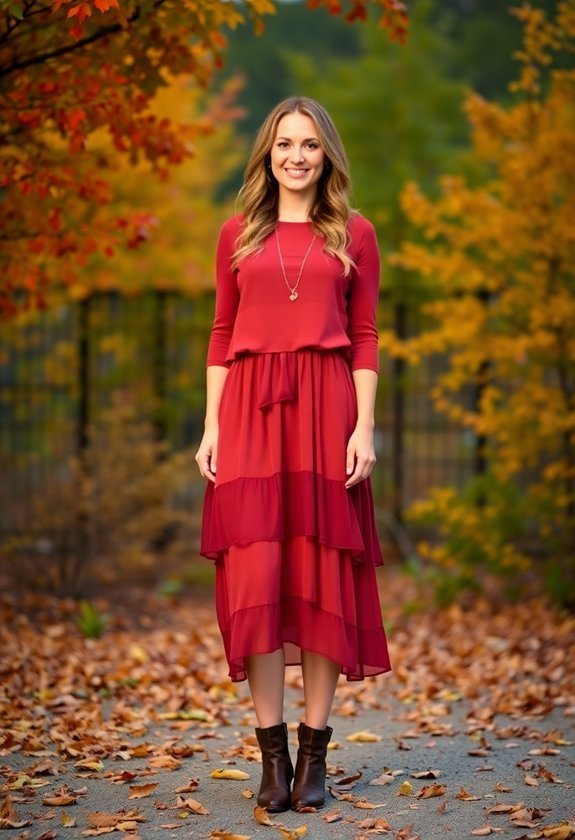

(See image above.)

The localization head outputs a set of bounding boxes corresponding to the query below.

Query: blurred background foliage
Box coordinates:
[0,0,573,606]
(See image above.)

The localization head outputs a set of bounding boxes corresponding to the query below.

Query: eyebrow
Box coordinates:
[275,136,320,142]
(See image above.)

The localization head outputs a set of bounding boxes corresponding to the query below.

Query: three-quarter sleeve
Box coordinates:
[347,220,381,373]
[206,220,240,368]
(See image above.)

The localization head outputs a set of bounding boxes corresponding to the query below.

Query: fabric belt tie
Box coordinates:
[258,352,297,410]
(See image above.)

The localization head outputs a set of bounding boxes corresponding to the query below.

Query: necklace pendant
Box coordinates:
[289,291,298,301]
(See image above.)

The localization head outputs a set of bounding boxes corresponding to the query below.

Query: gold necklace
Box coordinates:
[275,229,316,302]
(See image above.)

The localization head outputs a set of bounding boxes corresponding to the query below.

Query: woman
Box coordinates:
[196,97,391,813]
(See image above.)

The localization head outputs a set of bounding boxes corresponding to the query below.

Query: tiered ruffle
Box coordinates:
[200,349,391,682]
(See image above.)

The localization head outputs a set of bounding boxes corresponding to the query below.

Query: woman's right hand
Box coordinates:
[195,423,219,483]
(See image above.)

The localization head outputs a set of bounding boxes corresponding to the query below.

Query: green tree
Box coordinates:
[288,0,469,294]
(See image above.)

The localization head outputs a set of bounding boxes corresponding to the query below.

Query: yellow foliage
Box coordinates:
[392,3,575,597]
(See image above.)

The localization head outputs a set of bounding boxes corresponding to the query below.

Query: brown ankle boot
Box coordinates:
[254,723,294,812]
[291,722,333,810]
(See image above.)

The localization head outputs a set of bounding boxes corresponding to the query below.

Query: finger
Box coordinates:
[345,462,365,489]
[345,455,374,488]
[346,448,355,476]
[197,452,213,480]
[210,446,218,475]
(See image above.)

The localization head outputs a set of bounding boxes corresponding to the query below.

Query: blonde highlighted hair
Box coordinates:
[233,97,354,275]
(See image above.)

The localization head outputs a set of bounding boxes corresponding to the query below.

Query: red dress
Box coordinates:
[201,214,391,682]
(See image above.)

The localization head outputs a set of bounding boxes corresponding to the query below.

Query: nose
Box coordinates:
[291,148,304,163]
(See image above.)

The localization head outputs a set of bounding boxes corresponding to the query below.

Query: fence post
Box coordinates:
[153,289,168,448]
[391,300,406,524]
[72,293,91,591]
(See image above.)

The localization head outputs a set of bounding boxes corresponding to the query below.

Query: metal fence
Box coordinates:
[0,289,480,559]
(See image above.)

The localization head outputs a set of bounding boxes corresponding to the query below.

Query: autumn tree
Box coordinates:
[0,0,408,317]
[384,2,575,603]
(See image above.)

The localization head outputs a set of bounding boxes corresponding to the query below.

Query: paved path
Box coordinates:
[2,673,574,840]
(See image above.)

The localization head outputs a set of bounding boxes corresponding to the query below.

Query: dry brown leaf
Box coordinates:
[353,798,386,809]
[346,730,382,742]
[410,770,440,779]
[485,804,514,814]
[128,783,158,799]
[87,810,146,828]
[395,825,420,840]
[456,787,480,801]
[416,783,446,799]
[537,764,564,783]
[211,768,250,781]
[174,778,200,794]
[148,755,181,771]
[471,826,503,836]
[74,758,104,772]
[357,815,393,830]
[0,793,31,830]
[369,773,396,785]
[42,788,78,806]
[328,787,355,801]
[331,770,362,789]
[322,809,342,822]
[241,789,254,799]
[253,805,276,825]
[524,775,539,786]
[494,782,511,793]
[178,796,209,815]
[529,747,560,756]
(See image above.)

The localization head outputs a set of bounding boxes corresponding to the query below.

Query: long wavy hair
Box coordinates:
[233,97,354,275]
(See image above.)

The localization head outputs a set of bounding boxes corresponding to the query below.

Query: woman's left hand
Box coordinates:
[345,424,376,489]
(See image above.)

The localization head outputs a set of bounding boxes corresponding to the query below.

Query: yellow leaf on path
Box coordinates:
[128,643,148,663]
[8,773,50,789]
[278,826,307,839]
[210,832,252,840]
[398,780,413,796]
[128,783,158,799]
[61,812,77,827]
[346,730,382,743]
[211,768,250,781]
[541,823,575,839]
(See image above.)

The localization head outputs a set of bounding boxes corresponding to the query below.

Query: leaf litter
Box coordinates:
[0,573,574,836]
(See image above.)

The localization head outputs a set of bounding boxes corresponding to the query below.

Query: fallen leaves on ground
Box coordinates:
[0,571,574,837]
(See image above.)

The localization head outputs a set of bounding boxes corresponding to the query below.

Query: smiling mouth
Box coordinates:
[285,168,309,176]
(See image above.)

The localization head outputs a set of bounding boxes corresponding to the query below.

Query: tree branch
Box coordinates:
[0,1,168,78]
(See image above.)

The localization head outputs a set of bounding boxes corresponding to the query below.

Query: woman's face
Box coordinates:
[270,111,326,198]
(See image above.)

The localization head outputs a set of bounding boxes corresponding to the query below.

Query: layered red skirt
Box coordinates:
[200,349,391,682]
